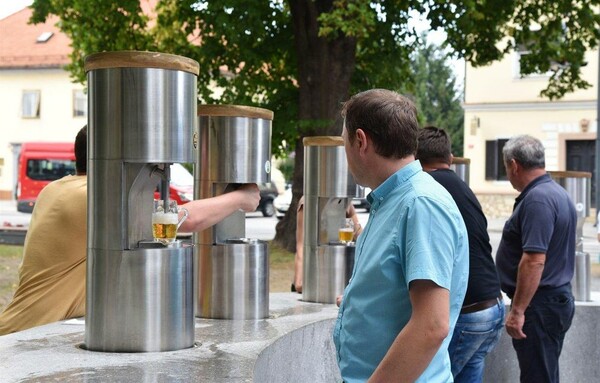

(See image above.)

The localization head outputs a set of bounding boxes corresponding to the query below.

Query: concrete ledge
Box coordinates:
[0,293,339,383]
[254,318,340,382]
[484,293,600,382]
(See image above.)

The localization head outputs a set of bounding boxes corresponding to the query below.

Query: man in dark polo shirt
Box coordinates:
[496,135,576,383]
[417,126,504,382]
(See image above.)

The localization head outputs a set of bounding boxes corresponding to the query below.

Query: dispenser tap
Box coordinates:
[151,164,172,209]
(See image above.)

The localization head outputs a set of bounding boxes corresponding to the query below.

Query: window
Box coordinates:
[27,159,76,181]
[22,90,40,118]
[73,89,87,117]
[485,139,509,181]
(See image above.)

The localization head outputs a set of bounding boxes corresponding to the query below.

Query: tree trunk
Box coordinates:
[274,0,357,251]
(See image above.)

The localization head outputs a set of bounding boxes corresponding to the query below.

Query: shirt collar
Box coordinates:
[515,173,551,204]
[367,160,422,208]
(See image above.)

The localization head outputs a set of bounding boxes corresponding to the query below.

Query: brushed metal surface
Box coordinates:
[85,245,194,352]
[303,140,360,303]
[450,162,470,185]
[86,54,197,352]
[303,244,355,304]
[88,68,196,163]
[195,115,272,184]
[194,108,273,319]
[196,241,269,319]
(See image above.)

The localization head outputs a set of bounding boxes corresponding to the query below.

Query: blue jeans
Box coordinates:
[448,299,505,383]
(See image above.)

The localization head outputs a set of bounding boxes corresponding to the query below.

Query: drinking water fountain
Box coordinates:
[84,51,198,352]
[302,136,363,304]
[195,105,273,319]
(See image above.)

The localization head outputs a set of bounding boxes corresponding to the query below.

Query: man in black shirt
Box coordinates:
[417,126,504,383]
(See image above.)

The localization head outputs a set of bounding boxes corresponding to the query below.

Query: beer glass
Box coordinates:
[338,218,354,243]
[152,200,188,244]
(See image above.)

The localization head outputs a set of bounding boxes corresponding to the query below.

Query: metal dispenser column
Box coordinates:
[195,105,272,319]
[84,51,199,352]
[303,137,362,304]
[548,171,592,301]
[451,157,470,185]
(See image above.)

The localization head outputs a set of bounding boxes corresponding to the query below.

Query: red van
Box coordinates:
[16,142,76,213]
[16,142,194,213]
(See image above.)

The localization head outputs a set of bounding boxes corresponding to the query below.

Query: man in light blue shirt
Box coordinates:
[334,89,469,382]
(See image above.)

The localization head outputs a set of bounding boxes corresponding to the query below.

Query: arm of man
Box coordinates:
[178,183,260,232]
[505,251,545,339]
[368,280,449,383]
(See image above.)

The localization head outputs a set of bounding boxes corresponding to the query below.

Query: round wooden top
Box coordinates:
[197,105,274,120]
[303,136,343,146]
[548,170,592,178]
[84,51,199,76]
[452,157,471,165]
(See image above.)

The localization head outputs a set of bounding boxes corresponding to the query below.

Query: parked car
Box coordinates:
[273,185,292,218]
[258,183,279,217]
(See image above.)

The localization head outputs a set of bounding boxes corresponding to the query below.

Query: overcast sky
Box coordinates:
[0,0,31,19]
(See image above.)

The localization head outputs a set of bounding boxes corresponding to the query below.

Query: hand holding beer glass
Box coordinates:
[338,218,355,244]
[152,200,188,244]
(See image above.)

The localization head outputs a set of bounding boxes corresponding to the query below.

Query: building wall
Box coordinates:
[0,68,86,198]
[463,49,599,203]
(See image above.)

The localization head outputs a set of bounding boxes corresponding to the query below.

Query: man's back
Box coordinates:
[0,175,87,335]
[428,168,501,305]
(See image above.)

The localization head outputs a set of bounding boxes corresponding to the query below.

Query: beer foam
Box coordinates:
[152,212,178,225]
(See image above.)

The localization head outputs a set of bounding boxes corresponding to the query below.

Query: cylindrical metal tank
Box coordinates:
[548,171,591,301]
[195,105,272,319]
[303,136,360,304]
[85,51,199,352]
[450,157,470,185]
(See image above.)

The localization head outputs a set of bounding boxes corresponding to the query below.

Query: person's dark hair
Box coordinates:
[75,125,87,174]
[416,126,452,166]
[341,89,419,159]
[502,134,545,170]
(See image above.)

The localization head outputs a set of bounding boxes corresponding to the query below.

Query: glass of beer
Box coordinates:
[152,200,188,244]
[338,218,354,244]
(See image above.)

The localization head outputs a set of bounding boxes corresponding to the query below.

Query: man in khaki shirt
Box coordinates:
[0,126,88,335]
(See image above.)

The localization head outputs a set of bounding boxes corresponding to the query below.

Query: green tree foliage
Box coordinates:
[402,41,464,157]
[30,0,600,249]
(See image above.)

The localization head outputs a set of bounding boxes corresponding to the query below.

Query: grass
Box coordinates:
[0,242,296,311]
[0,245,23,310]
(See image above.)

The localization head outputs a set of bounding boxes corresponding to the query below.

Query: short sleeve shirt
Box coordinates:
[333,161,469,382]
[496,174,576,297]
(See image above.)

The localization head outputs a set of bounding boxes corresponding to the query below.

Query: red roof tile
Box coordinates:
[0,7,71,69]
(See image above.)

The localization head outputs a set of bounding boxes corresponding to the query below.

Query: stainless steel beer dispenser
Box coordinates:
[84,51,199,352]
[302,136,363,304]
[195,105,273,319]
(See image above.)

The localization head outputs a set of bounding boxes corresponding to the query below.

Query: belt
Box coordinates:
[460,297,501,314]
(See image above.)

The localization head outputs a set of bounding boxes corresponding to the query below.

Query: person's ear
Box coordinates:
[355,128,368,154]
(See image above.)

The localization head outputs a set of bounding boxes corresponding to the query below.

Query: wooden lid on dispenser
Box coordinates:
[84,51,200,76]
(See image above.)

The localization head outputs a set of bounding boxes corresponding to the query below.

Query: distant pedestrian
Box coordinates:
[417,126,504,382]
[496,135,576,383]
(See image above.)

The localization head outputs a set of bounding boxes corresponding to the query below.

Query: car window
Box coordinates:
[27,159,75,181]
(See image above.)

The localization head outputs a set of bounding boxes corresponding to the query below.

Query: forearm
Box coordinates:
[511,252,545,314]
[369,281,449,382]
[178,192,244,232]
[369,319,447,382]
